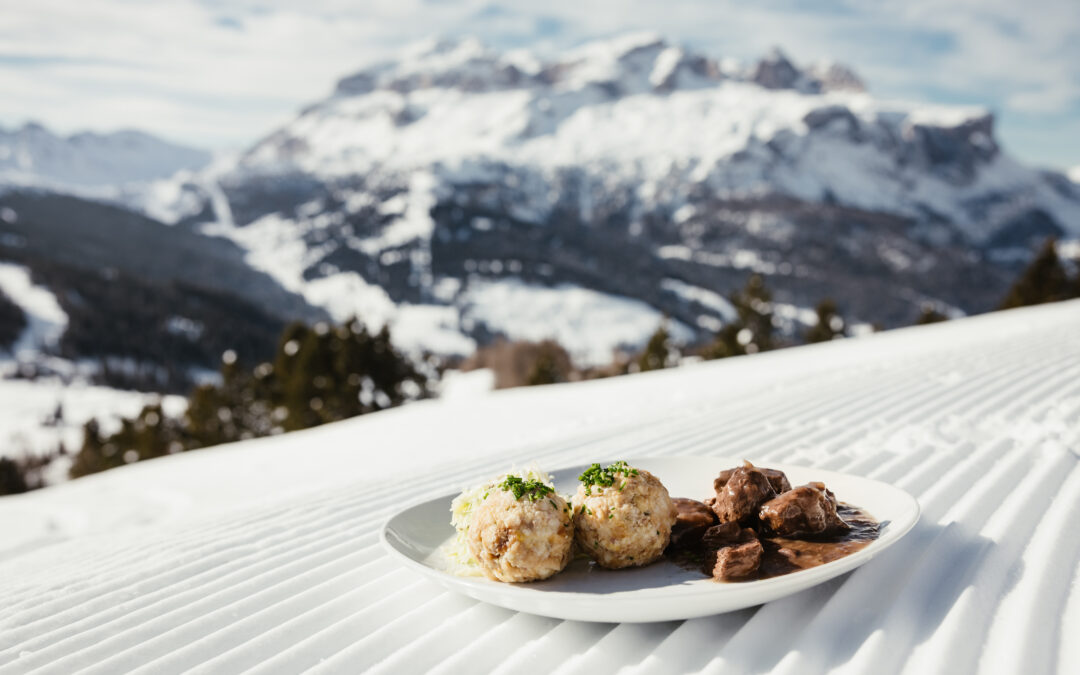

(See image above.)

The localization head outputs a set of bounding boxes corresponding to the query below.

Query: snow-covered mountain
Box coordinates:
[136,34,1079,363]
[0,122,210,191]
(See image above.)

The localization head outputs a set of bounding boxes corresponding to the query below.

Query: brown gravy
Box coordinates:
[669,504,880,582]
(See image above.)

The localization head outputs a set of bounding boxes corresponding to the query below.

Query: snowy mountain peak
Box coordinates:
[553,34,722,96]
[334,36,524,97]
[0,121,210,190]
[751,47,801,89]
[750,48,866,94]
[331,34,863,103]
[570,30,668,59]
[808,62,866,93]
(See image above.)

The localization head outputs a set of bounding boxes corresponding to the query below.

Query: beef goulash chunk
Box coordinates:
[701,522,763,580]
[806,481,838,507]
[715,463,792,495]
[710,461,778,525]
[762,468,792,494]
[758,483,851,537]
[668,498,717,549]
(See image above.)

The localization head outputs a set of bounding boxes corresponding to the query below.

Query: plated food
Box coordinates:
[446,459,879,584]
[382,457,919,622]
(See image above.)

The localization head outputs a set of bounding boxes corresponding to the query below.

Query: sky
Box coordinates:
[1,0,1078,169]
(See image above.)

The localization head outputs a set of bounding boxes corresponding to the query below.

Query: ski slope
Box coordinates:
[1,300,1078,674]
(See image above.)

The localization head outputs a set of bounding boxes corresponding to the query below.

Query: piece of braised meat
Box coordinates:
[711,463,777,525]
[716,464,792,495]
[702,521,748,548]
[806,481,837,507]
[758,484,851,537]
[701,522,763,580]
[763,468,793,494]
[668,498,717,549]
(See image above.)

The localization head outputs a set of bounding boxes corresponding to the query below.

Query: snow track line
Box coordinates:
[236,579,439,675]
[831,442,1035,675]
[303,590,478,673]
[170,567,419,675]
[630,609,757,674]
[765,442,1013,675]
[364,601,520,674]
[901,452,1077,675]
[552,621,683,675]
[425,612,562,675]
[487,621,617,675]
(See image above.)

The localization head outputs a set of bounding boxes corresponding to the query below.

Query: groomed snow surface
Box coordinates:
[1,301,1079,674]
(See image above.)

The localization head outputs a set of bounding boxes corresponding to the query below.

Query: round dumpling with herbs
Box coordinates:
[463,474,574,583]
[572,461,678,569]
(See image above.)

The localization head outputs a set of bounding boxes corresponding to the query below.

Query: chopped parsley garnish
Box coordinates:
[499,475,555,502]
[578,460,639,495]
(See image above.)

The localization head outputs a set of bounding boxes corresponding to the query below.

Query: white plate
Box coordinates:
[379,456,920,623]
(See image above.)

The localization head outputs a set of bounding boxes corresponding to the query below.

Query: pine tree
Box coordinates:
[700,324,743,360]
[1067,250,1080,300]
[69,418,115,478]
[186,351,277,447]
[0,289,26,351]
[287,323,338,429]
[0,457,28,495]
[524,340,572,386]
[915,307,949,325]
[702,274,777,359]
[637,323,673,372]
[1000,238,1069,309]
[70,404,188,479]
[526,349,560,385]
[804,299,846,343]
[737,274,776,353]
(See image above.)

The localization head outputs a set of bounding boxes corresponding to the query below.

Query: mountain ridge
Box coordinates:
[0,121,210,191]
[26,35,1080,365]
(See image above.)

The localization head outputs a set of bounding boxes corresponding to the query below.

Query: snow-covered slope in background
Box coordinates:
[0,264,187,473]
[0,122,210,191]
[0,262,67,361]
[138,34,1080,361]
